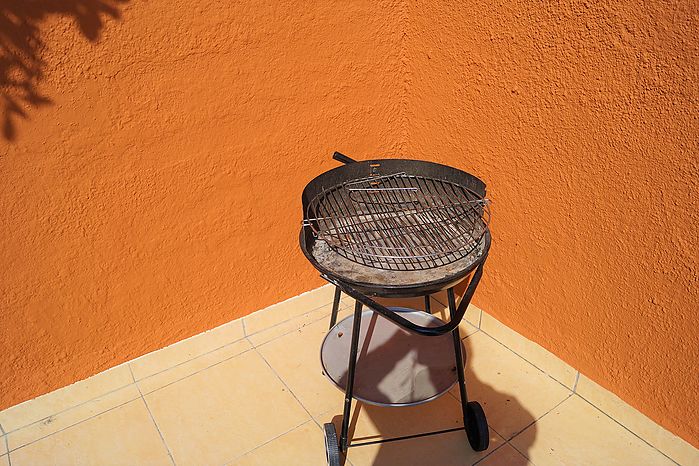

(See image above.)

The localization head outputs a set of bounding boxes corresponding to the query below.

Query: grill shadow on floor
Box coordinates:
[328,302,536,465]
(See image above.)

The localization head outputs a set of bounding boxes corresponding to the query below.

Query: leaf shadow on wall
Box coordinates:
[0,0,128,141]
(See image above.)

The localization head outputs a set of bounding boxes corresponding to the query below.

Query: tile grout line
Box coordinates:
[135,335,250,384]
[505,392,576,464]
[251,343,316,421]
[0,334,248,436]
[504,440,539,466]
[5,330,248,438]
[244,299,338,339]
[464,311,684,464]
[220,419,311,466]
[128,365,176,466]
[1,291,337,461]
[470,441,509,465]
[1,423,11,466]
[248,339,355,466]
[136,305,341,398]
[572,371,581,392]
[573,393,680,466]
[509,391,574,442]
[247,304,348,350]
[139,347,257,397]
[508,439,540,466]
[0,291,350,463]
[221,343,318,465]
[0,292,388,446]
[134,299,337,389]
[443,315,682,465]
[431,294,482,330]
[6,395,142,454]
[2,381,136,436]
[478,328,575,392]
[0,289,335,434]
[136,304,345,397]
[137,296,336,384]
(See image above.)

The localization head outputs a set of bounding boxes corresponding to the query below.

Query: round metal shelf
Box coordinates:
[320,307,464,407]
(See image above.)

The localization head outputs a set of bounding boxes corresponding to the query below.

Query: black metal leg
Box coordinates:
[340,300,363,452]
[329,286,342,329]
[447,288,469,424]
[424,295,431,313]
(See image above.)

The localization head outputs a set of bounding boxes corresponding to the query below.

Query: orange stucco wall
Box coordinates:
[1,0,697,448]
[1,1,403,408]
[406,0,698,446]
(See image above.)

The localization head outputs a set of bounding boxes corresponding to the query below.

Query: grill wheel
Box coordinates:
[466,401,490,451]
[323,423,341,466]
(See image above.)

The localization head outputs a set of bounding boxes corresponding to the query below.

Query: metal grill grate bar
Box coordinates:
[304,173,489,271]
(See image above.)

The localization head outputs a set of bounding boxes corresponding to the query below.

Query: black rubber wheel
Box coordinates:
[323,423,341,466]
[465,401,489,452]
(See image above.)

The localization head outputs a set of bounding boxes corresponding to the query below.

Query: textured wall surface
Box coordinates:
[406,0,698,446]
[0,0,403,409]
[1,0,697,448]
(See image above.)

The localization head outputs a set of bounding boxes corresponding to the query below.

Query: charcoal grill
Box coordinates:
[300,152,492,465]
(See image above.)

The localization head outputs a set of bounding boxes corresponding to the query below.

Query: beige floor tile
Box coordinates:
[136,339,252,395]
[228,420,326,466]
[0,365,133,434]
[428,299,480,338]
[450,332,572,440]
[342,295,478,337]
[576,374,699,465]
[259,303,476,419]
[10,399,172,466]
[130,319,245,381]
[247,302,341,347]
[7,384,141,451]
[0,455,7,466]
[477,443,531,465]
[244,285,336,335]
[347,429,501,466]
[315,396,503,466]
[256,310,353,417]
[144,349,309,465]
[431,291,483,329]
[0,435,6,456]
[511,395,675,466]
[480,312,577,389]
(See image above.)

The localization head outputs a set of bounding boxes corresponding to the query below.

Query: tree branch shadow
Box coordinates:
[0,0,128,141]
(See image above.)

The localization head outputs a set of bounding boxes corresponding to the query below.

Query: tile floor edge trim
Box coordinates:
[124,283,335,368]
[477,309,698,465]
[2,284,696,464]
[0,285,333,433]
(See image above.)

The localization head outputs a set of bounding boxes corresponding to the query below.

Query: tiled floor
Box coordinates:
[0,286,694,465]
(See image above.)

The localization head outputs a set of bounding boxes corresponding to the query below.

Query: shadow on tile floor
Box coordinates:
[326,320,535,465]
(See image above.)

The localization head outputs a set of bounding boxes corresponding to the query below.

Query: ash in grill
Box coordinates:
[304,172,489,272]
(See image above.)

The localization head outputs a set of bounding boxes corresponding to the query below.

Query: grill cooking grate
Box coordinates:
[303,172,489,271]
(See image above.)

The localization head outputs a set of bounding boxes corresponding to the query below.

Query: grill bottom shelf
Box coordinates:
[320,308,465,407]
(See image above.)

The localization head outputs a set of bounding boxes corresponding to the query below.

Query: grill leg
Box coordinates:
[424,295,431,314]
[447,288,470,421]
[340,300,363,452]
[329,286,342,330]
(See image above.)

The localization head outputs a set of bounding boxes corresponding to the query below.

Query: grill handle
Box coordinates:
[332,151,358,165]
[320,254,487,337]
